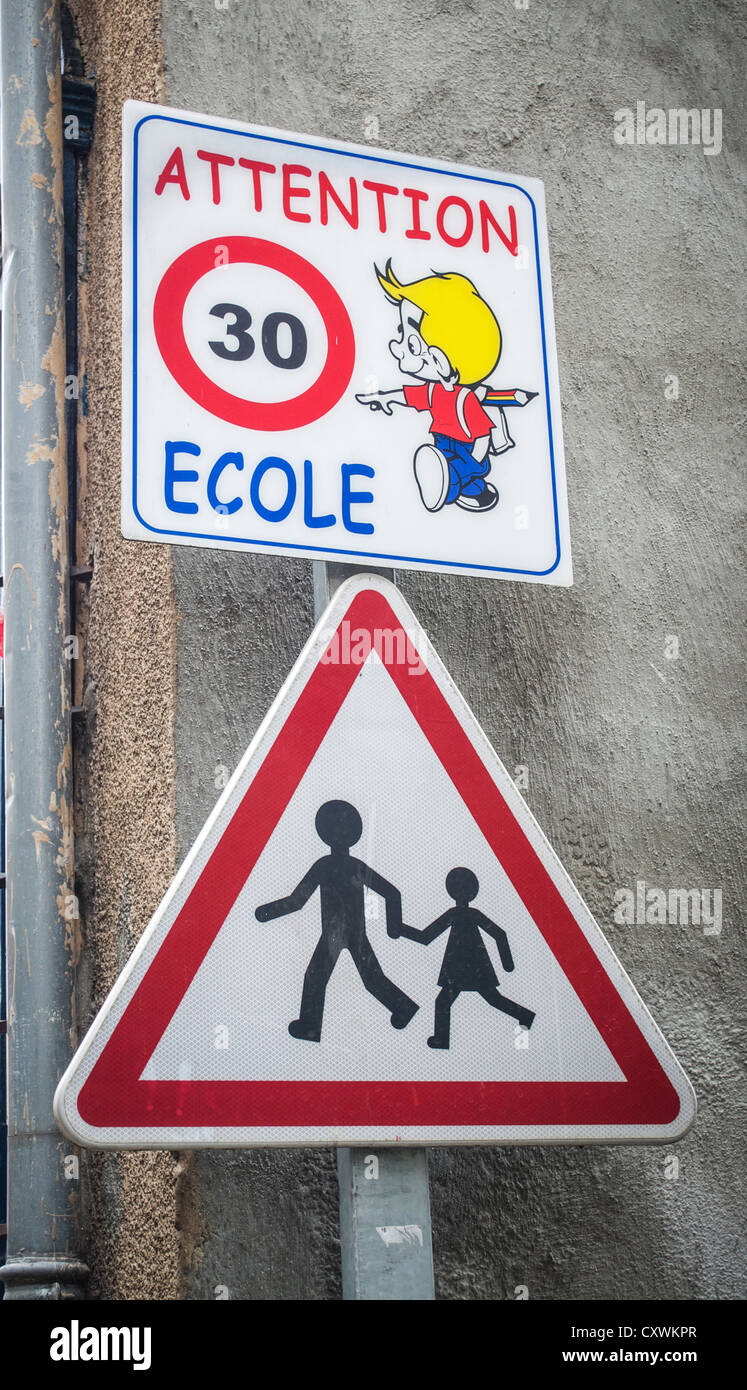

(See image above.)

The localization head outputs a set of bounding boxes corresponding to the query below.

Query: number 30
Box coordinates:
[208,303,308,369]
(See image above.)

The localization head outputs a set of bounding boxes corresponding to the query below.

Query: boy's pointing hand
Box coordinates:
[356,391,393,414]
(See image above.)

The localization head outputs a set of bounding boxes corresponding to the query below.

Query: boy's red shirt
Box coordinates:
[403,381,493,443]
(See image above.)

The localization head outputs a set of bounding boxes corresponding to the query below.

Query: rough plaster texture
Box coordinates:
[160,0,745,1301]
[68,0,182,1300]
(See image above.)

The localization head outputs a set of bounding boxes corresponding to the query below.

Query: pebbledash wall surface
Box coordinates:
[66,0,744,1299]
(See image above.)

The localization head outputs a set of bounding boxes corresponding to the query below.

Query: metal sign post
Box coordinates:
[337,1147,434,1301]
[313,560,436,1301]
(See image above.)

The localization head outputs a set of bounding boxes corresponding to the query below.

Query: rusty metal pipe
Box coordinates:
[0,0,87,1299]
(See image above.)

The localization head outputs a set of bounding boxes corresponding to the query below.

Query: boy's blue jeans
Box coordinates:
[432,433,490,503]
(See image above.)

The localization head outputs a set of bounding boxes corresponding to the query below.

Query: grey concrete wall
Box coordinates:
[161,0,745,1299]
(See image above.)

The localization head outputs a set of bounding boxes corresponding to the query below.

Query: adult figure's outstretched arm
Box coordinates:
[255,861,323,922]
[362,866,405,939]
[397,910,453,945]
[473,910,515,970]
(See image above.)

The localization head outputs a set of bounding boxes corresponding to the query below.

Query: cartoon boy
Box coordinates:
[356,261,503,513]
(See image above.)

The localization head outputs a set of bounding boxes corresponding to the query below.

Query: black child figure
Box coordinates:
[255,800,419,1042]
[396,867,535,1049]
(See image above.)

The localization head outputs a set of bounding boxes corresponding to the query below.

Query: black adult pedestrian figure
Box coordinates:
[255,800,419,1042]
[394,867,535,1048]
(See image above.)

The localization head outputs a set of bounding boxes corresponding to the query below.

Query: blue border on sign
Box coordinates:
[130,113,562,576]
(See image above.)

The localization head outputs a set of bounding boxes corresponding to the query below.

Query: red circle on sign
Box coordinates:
[152,237,355,431]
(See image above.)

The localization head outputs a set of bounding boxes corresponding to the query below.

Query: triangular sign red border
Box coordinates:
[57,576,693,1143]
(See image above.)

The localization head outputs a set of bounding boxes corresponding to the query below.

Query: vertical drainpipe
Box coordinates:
[0,0,87,1298]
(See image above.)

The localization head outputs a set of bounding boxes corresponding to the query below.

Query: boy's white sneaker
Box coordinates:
[413,445,450,512]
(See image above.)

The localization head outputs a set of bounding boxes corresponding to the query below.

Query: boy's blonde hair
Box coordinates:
[376,260,501,385]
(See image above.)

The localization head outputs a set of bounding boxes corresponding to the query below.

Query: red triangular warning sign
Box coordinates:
[55,575,694,1148]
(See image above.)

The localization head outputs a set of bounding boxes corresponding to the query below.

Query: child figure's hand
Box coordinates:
[356,391,394,414]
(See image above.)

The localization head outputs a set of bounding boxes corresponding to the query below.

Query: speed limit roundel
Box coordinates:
[152,236,356,431]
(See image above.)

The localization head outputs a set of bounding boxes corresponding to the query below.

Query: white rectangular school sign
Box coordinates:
[122,100,572,584]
